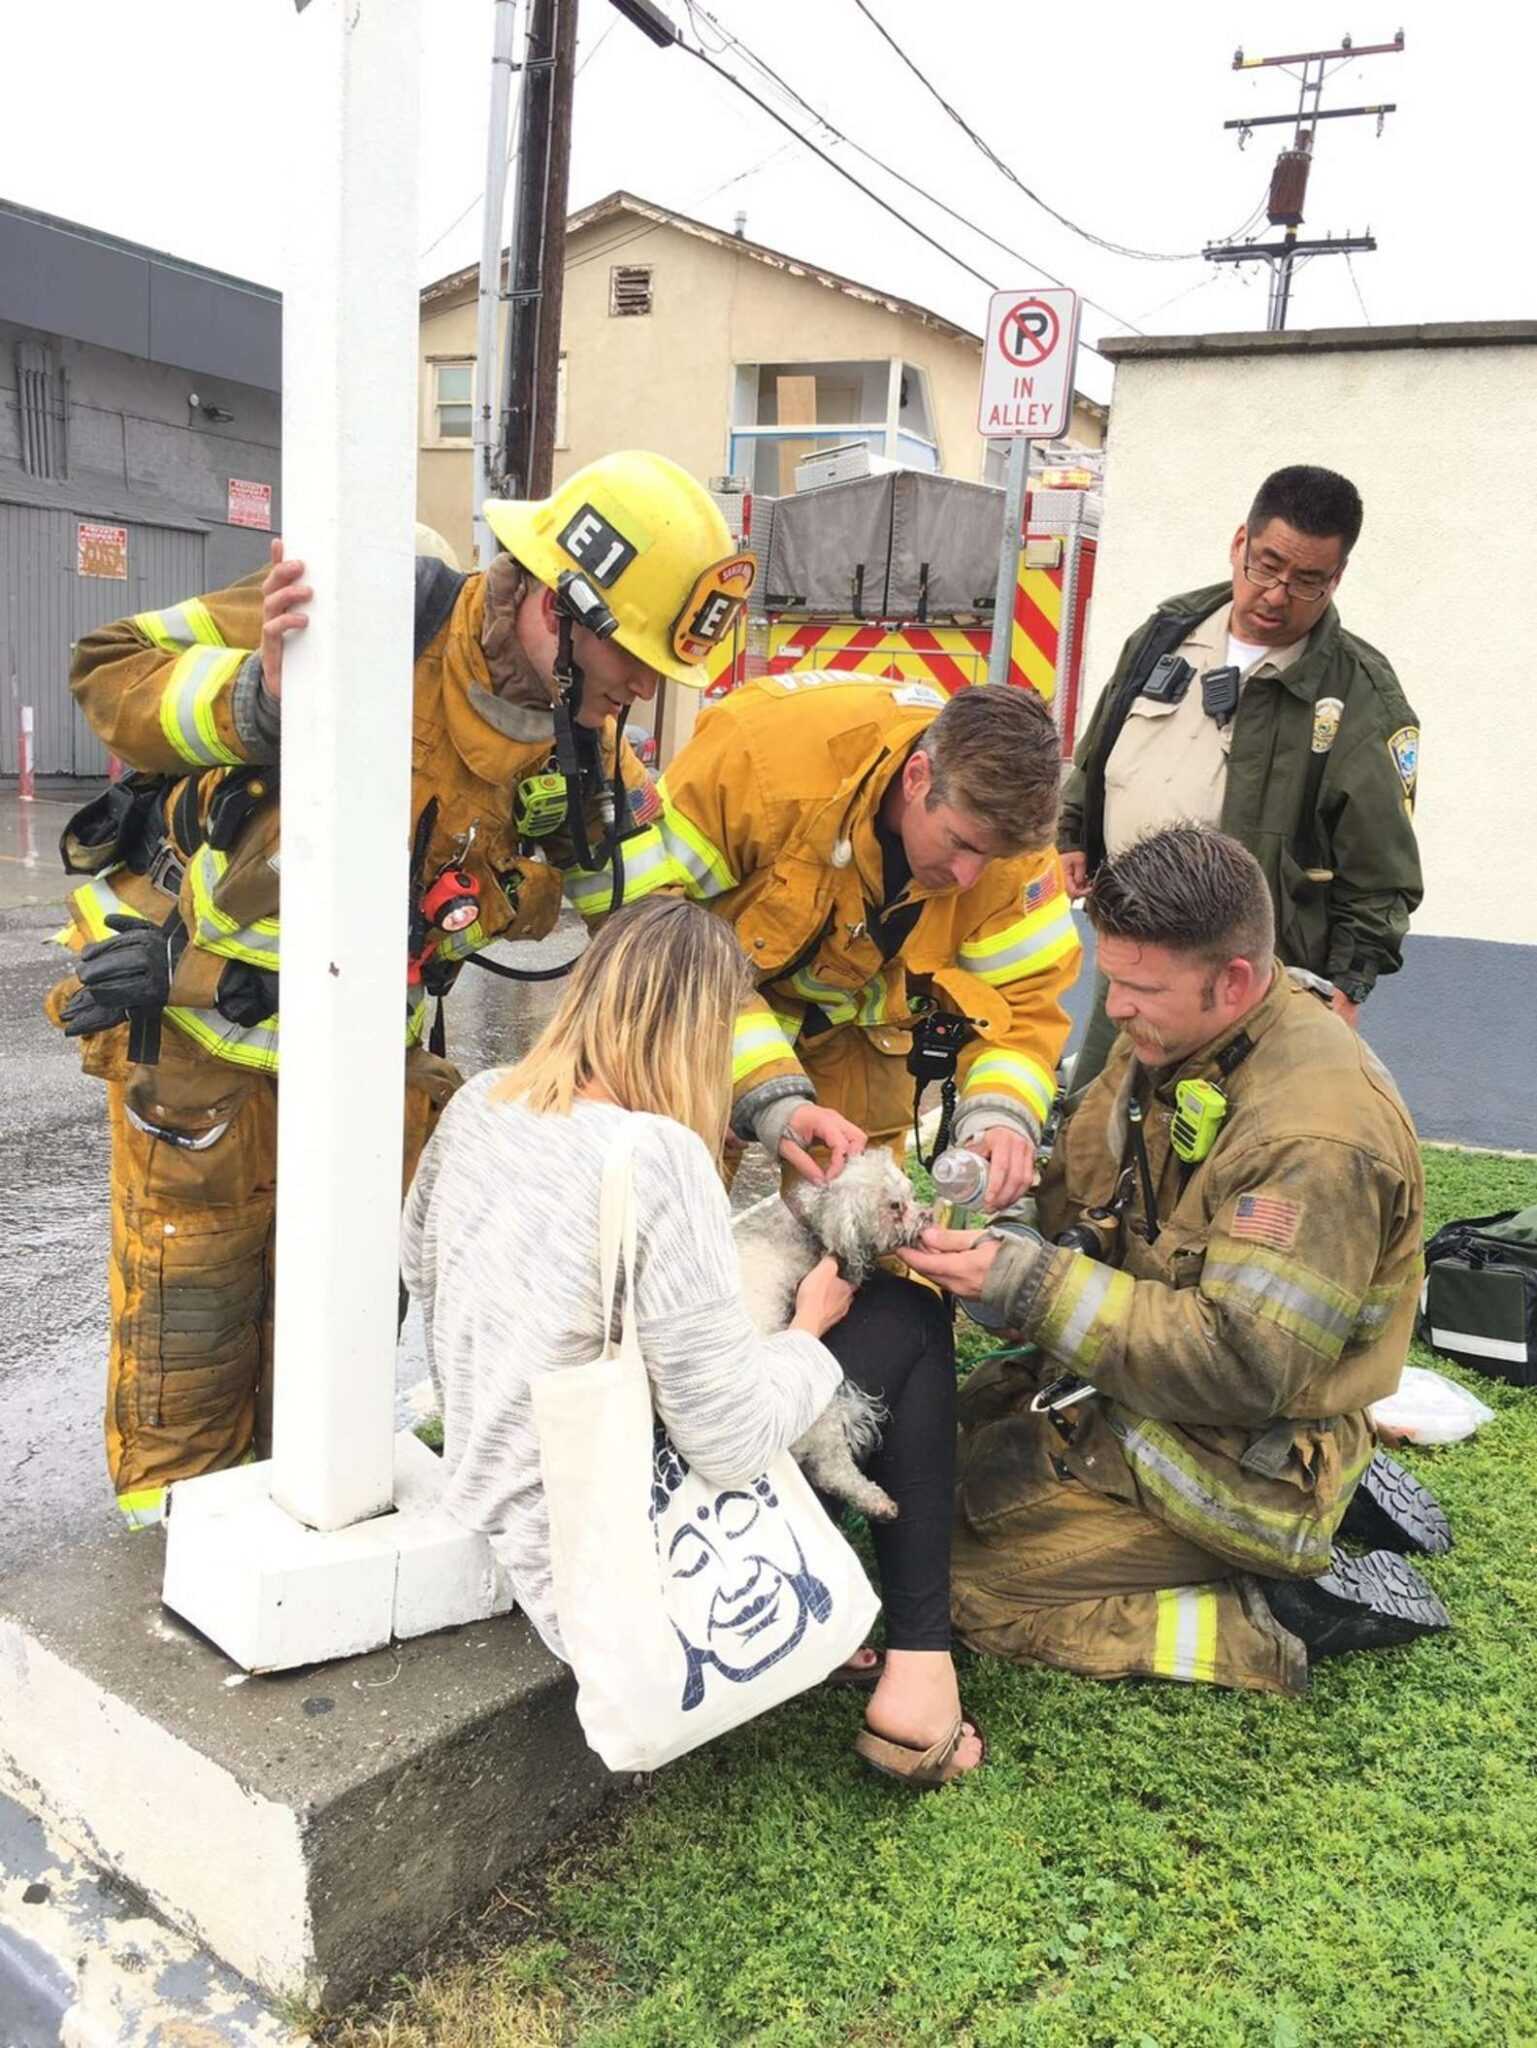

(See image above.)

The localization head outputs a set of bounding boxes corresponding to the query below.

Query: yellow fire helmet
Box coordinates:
[483,451,754,687]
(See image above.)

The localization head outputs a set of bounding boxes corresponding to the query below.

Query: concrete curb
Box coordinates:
[0,1790,302,2046]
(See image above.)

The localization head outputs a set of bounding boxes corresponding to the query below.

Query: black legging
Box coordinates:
[821,1270,955,1653]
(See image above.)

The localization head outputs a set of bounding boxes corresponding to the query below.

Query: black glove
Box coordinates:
[61,914,174,1038]
[215,960,279,1026]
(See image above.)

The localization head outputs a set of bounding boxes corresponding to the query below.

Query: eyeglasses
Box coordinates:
[1241,549,1336,605]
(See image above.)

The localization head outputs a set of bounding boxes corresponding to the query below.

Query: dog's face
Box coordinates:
[790,1151,929,1271]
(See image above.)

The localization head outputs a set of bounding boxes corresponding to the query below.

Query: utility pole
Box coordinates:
[472,0,520,567]
[497,0,577,501]
[491,0,677,505]
[1204,31,1403,330]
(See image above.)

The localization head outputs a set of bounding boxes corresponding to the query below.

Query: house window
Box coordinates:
[609,265,653,317]
[431,360,473,441]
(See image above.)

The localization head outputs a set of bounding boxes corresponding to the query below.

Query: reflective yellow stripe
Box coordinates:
[769,1006,804,1046]
[1114,1416,1371,1573]
[655,784,737,896]
[783,964,893,1028]
[165,1005,280,1072]
[1035,1255,1134,1370]
[1153,1587,1220,1683]
[732,1007,799,1084]
[958,893,1079,986]
[158,648,244,767]
[963,1048,1055,1123]
[134,598,227,652]
[186,847,280,969]
[563,828,678,920]
[1203,1242,1359,1361]
[117,1486,167,1529]
[71,873,147,942]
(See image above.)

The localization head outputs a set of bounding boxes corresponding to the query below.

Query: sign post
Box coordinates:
[978,288,1080,688]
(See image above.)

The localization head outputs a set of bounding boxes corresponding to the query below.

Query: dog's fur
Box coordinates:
[733,1151,930,1522]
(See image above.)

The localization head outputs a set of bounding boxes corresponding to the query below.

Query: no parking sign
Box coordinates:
[977,287,1080,438]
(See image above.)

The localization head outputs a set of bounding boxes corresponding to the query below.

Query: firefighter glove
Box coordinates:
[215,960,279,1026]
[61,914,174,1037]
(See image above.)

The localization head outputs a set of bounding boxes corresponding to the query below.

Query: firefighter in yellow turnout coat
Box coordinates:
[904,826,1450,1693]
[564,673,1081,1198]
[48,454,751,1523]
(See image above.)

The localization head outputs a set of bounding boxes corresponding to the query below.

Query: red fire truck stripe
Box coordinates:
[901,627,971,696]
[1014,584,1060,666]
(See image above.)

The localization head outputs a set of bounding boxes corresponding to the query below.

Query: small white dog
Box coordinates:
[734,1151,930,1522]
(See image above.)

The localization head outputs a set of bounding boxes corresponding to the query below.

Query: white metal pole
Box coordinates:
[987,434,1031,689]
[472,0,520,568]
[271,0,422,1532]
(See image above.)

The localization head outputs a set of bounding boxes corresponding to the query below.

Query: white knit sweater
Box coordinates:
[400,1075,841,1660]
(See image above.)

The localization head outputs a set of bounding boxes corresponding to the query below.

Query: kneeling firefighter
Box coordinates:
[46,453,753,1525]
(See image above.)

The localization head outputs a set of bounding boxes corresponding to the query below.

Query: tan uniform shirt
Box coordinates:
[1102,603,1307,857]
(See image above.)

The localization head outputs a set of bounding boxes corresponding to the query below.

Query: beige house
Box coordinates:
[418,190,1106,564]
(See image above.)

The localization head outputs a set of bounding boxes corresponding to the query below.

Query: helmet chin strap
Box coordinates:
[466,606,630,988]
[551,604,630,889]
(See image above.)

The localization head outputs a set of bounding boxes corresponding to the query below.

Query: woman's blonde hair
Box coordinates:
[493,898,752,1157]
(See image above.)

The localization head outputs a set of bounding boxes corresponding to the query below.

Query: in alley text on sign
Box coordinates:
[977,288,1081,439]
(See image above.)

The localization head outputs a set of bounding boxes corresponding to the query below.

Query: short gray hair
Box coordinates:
[912,685,1060,853]
[1088,826,1274,970]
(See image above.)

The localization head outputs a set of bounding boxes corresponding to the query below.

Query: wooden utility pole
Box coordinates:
[1204,32,1403,330]
[497,0,577,500]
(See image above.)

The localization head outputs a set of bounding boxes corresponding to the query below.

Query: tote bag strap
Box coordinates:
[597,1124,641,1360]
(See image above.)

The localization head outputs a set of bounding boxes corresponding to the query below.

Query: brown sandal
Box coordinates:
[854,1713,987,1788]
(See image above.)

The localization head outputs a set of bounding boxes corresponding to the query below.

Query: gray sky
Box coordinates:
[5,0,1530,407]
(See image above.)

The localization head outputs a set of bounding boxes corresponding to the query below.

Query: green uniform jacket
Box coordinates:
[1060,582,1423,999]
[960,970,1425,1579]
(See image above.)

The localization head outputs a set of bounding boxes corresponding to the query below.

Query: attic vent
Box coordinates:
[609,265,653,317]
[15,342,67,480]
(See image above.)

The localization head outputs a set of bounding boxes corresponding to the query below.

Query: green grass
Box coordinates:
[325,1146,1537,2048]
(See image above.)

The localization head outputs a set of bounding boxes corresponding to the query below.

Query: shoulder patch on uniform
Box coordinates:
[893,682,945,710]
[1024,870,1056,911]
[1387,724,1419,798]
[628,778,661,826]
[1311,696,1344,754]
[1230,1192,1301,1252]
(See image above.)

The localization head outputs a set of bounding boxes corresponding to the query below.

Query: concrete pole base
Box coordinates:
[0,1533,614,2007]
[162,1432,513,1672]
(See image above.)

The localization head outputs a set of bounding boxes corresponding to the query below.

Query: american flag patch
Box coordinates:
[628,779,662,826]
[1231,1193,1301,1251]
[1024,872,1054,911]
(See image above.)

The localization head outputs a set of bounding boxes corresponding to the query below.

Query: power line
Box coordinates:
[1344,250,1373,326]
[849,0,1228,262]
[678,38,999,293]
[679,3,1144,345]
[420,14,612,266]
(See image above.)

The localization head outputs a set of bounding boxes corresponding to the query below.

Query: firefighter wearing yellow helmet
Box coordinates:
[46,452,751,1525]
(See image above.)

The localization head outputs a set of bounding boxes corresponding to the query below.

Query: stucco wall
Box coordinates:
[418,214,1000,563]
[1084,335,1537,948]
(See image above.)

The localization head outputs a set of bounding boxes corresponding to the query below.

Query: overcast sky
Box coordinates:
[5,0,1531,408]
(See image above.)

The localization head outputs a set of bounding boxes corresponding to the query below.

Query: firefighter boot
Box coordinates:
[1261,1548,1451,1661]
[1337,1452,1453,1557]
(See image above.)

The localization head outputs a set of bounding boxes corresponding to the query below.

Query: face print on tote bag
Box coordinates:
[649,1427,835,1712]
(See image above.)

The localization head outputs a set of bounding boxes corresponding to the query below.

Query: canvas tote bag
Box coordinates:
[533,1128,879,1772]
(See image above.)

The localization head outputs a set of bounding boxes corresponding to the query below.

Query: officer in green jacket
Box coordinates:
[1061,465,1422,1091]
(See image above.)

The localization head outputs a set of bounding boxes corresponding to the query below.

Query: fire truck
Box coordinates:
[691,460,1100,759]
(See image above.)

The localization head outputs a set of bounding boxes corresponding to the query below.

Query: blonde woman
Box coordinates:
[402,898,983,1785]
